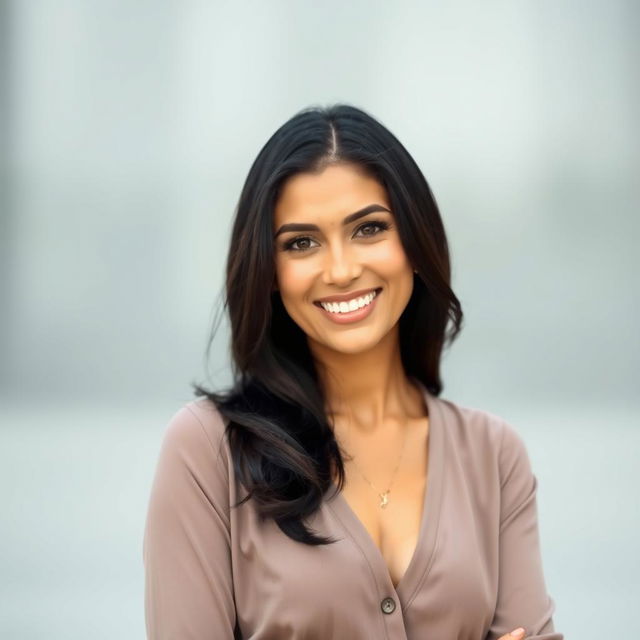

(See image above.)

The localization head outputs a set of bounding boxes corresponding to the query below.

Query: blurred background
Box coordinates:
[1,1,638,638]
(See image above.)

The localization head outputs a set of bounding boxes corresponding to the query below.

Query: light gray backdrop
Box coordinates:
[1,1,638,638]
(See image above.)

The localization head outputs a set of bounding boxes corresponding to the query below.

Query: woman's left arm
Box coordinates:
[484,421,564,640]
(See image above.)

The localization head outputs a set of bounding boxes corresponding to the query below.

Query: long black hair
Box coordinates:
[192,104,463,545]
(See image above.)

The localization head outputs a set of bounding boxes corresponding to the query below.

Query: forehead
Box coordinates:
[273,163,390,226]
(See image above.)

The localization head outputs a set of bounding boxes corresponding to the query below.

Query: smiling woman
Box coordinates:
[143,104,563,640]
[273,164,415,355]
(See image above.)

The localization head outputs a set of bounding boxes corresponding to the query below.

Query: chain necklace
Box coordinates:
[346,422,410,509]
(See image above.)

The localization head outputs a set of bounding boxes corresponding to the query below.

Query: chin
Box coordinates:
[319,333,384,355]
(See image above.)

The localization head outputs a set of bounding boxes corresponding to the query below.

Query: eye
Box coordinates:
[353,220,390,237]
[282,236,319,252]
[281,220,390,253]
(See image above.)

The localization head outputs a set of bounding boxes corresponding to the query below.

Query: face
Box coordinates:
[273,162,415,356]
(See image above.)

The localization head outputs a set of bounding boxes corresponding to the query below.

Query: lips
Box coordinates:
[313,287,382,306]
[315,287,381,324]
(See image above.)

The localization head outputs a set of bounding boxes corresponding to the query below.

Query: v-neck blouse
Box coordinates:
[143,382,563,639]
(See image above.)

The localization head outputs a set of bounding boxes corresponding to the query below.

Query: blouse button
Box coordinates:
[380,596,396,614]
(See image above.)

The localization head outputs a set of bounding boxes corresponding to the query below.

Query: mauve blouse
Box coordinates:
[143,380,563,639]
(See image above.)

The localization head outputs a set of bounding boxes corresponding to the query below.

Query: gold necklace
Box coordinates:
[346,423,410,509]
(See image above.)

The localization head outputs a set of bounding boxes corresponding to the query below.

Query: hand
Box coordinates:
[498,628,526,640]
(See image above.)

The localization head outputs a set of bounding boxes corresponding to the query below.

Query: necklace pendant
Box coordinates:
[379,492,389,508]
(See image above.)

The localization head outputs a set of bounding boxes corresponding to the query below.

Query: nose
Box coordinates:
[321,242,362,286]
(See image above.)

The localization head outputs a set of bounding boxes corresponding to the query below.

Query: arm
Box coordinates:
[143,405,237,639]
[485,421,563,640]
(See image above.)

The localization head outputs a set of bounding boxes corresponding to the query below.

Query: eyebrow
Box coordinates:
[274,204,391,238]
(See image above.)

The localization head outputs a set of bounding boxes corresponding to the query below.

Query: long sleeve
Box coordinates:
[143,404,237,639]
[484,421,563,640]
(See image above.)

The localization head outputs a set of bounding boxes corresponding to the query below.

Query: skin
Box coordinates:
[273,162,428,587]
[273,162,420,423]
[271,163,526,638]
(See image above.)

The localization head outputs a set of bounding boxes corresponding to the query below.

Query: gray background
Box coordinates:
[1,1,638,638]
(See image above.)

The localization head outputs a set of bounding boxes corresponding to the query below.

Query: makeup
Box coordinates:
[314,288,381,325]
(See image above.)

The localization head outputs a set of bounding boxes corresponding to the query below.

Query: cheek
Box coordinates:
[370,239,412,276]
[275,257,314,300]
[371,241,414,308]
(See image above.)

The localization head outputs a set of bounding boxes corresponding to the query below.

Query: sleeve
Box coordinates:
[484,421,563,640]
[143,405,237,639]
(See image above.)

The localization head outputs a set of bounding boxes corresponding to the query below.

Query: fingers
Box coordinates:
[498,628,526,640]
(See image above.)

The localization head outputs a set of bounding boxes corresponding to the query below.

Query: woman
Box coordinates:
[143,104,562,639]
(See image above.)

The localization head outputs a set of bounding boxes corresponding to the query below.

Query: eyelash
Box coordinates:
[282,220,391,253]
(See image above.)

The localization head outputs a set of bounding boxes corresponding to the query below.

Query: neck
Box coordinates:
[309,325,425,433]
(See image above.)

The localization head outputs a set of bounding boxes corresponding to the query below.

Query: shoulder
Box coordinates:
[161,397,230,454]
[144,397,235,566]
[432,394,532,479]
[154,397,233,496]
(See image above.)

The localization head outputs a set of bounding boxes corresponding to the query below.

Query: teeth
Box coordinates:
[319,290,378,314]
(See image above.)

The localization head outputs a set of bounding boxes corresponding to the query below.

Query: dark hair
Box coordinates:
[192,103,463,545]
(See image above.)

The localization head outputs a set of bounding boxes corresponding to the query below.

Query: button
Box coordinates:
[380,596,396,614]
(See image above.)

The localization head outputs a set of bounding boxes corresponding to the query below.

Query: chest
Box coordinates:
[228,403,501,640]
[337,418,430,588]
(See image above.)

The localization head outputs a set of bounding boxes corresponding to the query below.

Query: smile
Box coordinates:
[318,289,379,314]
[313,288,382,325]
